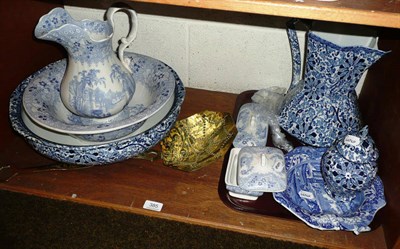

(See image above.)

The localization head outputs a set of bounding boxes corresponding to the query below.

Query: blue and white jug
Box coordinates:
[279,20,388,147]
[35,7,138,118]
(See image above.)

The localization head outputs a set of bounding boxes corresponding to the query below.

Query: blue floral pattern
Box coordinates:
[35,8,113,64]
[322,149,378,197]
[233,103,268,148]
[279,26,387,147]
[237,147,286,192]
[336,126,379,163]
[286,26,301,90]
[273,146,386,235]
[10,54,185,165]
[35,7,137,118]
[321,126,379,198]
[225,148,263,199]
[23,53,175,137]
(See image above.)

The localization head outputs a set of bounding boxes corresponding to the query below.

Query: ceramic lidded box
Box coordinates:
[233,103,268,148]
[237,146,287,192]
[321,126,379,198]
[225,148,264,200]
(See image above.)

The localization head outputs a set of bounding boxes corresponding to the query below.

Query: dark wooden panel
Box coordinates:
[358,28,400,249]
[0,0,65,153]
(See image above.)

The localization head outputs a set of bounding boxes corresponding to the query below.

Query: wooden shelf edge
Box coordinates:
[131,0,400,29]
[0,184,387,249]
[0,186,308,246]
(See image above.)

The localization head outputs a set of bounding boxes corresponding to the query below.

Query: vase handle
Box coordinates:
[286,19,311,91]
[286,19,302,90]
[106,7,138,73]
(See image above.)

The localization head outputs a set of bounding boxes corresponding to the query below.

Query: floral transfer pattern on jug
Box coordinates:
[279,20,388,147]
[35,7,138,118]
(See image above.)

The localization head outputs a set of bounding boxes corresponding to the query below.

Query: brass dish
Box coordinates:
[160,110,237,171]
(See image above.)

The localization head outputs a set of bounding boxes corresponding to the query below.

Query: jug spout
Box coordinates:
[34,8,114,63]
[34,8,76,41]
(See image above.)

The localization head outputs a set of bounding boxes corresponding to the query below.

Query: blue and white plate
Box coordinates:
[22,53,175,135]
[273,146,386,235]
[9,54,185,165]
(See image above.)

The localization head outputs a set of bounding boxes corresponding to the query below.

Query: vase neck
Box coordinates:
[304,33,387,92]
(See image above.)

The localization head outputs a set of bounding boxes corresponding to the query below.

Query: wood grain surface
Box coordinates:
[65,0,400,28]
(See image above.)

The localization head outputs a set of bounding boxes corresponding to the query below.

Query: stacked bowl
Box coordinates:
[10,52,185,165]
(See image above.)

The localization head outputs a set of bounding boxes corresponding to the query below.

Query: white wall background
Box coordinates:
[64,6,376,94]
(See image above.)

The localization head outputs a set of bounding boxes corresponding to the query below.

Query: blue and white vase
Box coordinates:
[321,126,379,199]
[35,7,138,118]
[279,20,388,147]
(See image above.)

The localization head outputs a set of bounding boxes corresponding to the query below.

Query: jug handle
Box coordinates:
[286,19,310,91]
[107,7,138,74]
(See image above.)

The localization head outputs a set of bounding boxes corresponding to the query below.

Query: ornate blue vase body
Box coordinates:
[321,126,379,199]
[35,7,138,118]
[279,21,387,147]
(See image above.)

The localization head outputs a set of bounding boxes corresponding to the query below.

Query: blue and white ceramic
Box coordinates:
[225,148,264,200]
[279,20,388,147]
[321,126,379,198]
[237,147,287,192]
[251,88,294,152]
[26,88,174,144]
[23,52,175,141]
[273,146,386,235]
[233,103,268,148]
[225,185,264,200]
[74,121,145,142]
[21,97,171,146]
[9,55,185,165]
[35,7,138,118]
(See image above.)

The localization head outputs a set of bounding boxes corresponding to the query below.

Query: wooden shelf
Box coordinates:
[2,0,398,248]
[126,0,400,28]
[0,88,388,249]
